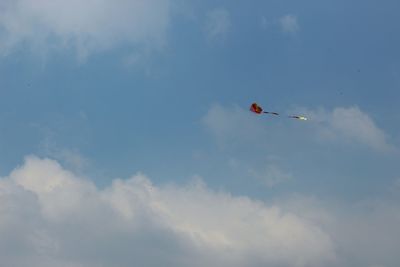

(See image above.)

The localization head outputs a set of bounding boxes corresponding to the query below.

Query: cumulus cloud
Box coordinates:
[202,104,395,156]
[0,156,335,267]
[204,8,231,42]
[278,195,400,267]
[279,14,299,34]
[330,107,391,151]
[250,164,292,188]
[203,104,394,152]
[2,156,400,266]
[0,0,171,59]
[304,106,394,152]
[202,104,272,147]
[330,200,400,267]
[228,157,292,188]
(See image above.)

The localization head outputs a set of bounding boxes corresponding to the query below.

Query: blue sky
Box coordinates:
[0,1,400,266]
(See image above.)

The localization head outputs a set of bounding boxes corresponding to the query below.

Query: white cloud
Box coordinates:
[331,200,400,267]
[279,195,400,267]
[203,104,394,152]
[304,106,393,152]
[330,107,391,151]
[2,156,400,266]
[279,14,299,34]
[202,104,270,148]
[41,144,90,173]
[0,0,171,59]
[0,156,335,267]
[228,157,292,188]
[250,164,292,188]
[204,8,231,42]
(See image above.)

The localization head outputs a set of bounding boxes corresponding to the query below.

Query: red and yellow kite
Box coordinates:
[250,102,307,120]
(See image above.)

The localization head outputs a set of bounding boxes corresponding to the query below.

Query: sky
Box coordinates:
[0,0,400,266]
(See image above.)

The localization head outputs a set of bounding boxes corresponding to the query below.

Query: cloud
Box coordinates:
[330,107,391,151]
[228,157,292,188]
[39,139,90,173]
[0,0,171,59]
[202,104,270,148]
[203,104,394,152]
[331,199,400,267]
[250,164,292,188]
[279,14,299,34]
[204,8,231,42]
[304,106,394,152]
[0,156,335,267]
[278,195,400,267]
[2,156,400,266]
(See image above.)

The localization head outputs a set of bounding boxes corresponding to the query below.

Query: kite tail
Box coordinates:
[263,111,279,115]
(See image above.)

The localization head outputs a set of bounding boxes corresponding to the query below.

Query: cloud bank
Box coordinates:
[0,156,335,267]
[2,156,400,266]
[0,0,171,59]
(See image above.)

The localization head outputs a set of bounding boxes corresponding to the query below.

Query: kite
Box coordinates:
[250,102,308,121]
[250,103,279,115]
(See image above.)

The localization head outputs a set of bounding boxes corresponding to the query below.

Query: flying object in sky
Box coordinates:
[288,115,308,121]
[250,103,308,121]
[250,103,279,115]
